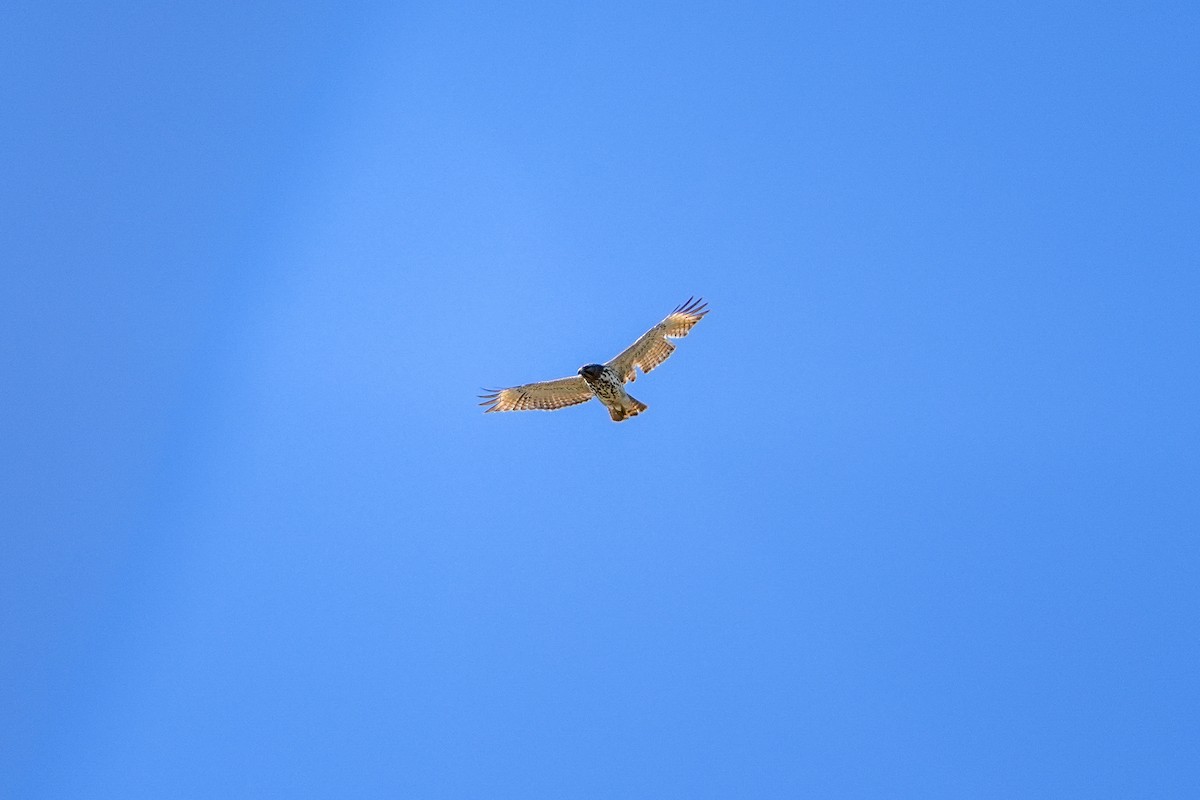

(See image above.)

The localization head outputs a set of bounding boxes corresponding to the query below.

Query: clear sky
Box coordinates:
[4,1,1198,797]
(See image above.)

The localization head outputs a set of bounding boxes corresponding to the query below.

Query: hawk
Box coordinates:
[479,297,709,422]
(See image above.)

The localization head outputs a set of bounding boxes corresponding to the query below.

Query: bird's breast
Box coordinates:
[583,368,626,402]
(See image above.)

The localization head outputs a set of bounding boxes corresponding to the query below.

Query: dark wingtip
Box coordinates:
[479,388,502,411]
[674,296,709,317]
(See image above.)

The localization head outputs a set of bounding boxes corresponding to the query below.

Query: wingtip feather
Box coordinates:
[672,296,709,318]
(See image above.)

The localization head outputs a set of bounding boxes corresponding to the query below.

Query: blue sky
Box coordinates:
[4,1,1198,796]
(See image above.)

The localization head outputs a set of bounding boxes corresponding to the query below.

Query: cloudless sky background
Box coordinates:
[3,1,1198,797]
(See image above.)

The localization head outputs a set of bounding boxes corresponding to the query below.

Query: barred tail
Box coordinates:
[609,395,648,422]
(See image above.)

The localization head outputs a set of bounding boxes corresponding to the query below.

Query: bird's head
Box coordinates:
[579,364,603,379]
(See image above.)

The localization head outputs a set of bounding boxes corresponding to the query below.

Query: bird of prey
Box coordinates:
[479,297,709,422]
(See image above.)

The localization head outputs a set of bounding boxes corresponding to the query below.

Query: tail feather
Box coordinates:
[609,395,648,422]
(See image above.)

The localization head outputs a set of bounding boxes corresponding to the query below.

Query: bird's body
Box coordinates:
[578,363,648,422]
[479,297,709,422]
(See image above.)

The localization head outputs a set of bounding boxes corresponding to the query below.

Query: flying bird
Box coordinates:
[479,297,710,422]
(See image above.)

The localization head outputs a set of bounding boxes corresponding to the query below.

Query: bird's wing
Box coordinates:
[606,297,709,383]
[478,375,594,413]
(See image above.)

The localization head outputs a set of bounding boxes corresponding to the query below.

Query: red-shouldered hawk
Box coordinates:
[479,297,709,422]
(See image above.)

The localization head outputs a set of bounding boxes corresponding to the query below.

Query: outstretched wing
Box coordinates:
[606,297,709,383]
[478,376,594,413]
